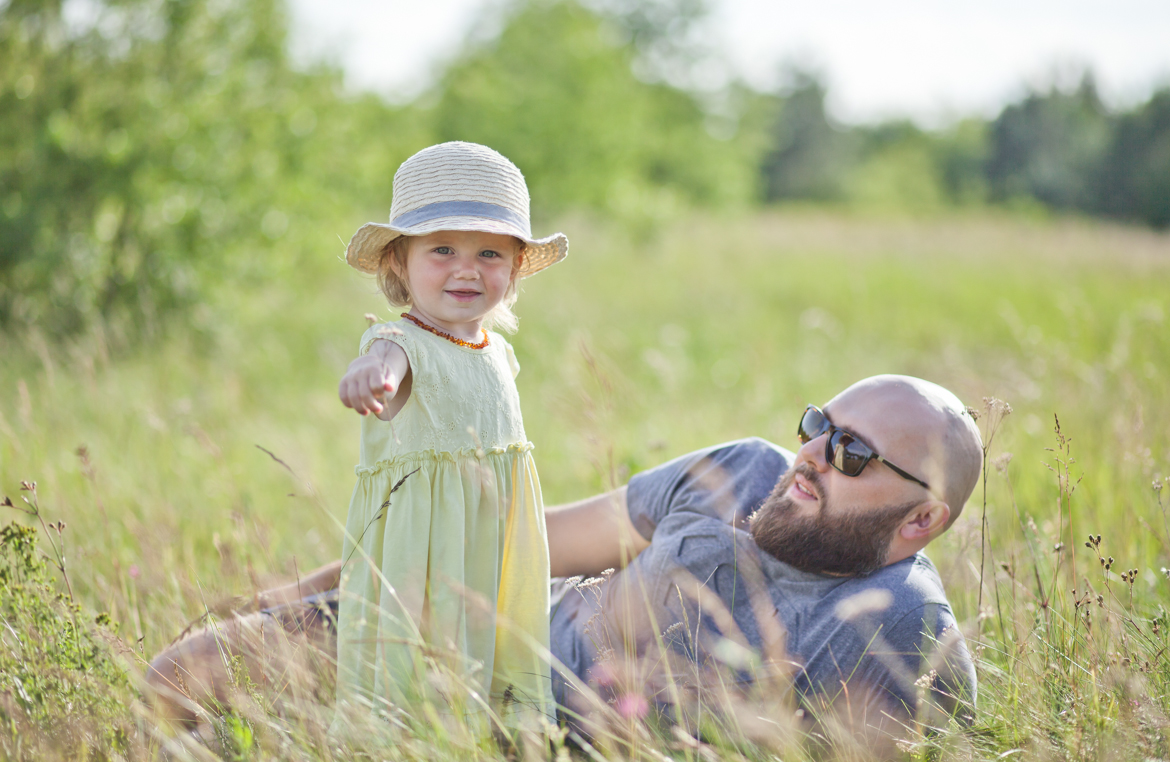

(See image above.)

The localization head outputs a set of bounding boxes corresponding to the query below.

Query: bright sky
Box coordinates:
[288,0,1170,126]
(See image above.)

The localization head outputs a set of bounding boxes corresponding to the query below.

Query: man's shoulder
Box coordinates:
[649,436,792,471]
[804,552,959,646]
[657,436,795,510]
[703,436,792,464]
[627,437,794,539]
[826,553,952,616]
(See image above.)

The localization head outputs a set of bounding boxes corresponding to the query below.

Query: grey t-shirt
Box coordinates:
[549,437,975,719]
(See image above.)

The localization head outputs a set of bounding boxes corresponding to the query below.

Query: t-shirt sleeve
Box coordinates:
[625,438,792,543]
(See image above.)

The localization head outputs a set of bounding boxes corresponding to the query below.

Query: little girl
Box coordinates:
[335,142,566,721]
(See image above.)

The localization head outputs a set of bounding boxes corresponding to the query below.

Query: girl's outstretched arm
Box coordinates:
[338,339,409,417]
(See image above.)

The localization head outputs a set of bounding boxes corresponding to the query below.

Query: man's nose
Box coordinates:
[795,434,832,474]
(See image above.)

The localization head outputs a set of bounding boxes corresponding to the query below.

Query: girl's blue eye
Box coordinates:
[434,246,453,255]
[480,249,500,258]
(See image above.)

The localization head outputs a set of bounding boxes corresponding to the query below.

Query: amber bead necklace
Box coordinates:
[400,313,490,349]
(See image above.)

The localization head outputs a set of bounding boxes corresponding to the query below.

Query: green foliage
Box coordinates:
[8,0,1167,346]
[759,68,856,202]
[1098,88,1170,227]
[755,69,1170,228]
[985,75,1113,211]
[2,0,766,341]
[0,512,133,758]
[430,0,756,229]
[842,122,947,212]
[0,0,425,341]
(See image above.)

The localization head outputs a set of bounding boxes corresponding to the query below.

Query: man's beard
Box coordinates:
[749,464,919,576]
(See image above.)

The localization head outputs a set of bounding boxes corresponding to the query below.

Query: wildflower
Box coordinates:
[615,692,648,720]
[129,564,140,580]
[577,576,605,591]
[914,669,938,690]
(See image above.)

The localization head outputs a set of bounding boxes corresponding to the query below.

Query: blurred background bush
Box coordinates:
[3,0,1168,344]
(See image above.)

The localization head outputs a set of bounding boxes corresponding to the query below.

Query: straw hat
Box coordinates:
[345,142,568,278]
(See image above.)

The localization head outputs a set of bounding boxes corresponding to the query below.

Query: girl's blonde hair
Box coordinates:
[376,235,526,334]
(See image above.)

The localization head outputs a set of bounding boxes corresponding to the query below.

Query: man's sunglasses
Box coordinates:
[797,405,931,491]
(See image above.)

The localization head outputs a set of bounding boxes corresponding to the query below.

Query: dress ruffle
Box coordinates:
[353,442,535,477]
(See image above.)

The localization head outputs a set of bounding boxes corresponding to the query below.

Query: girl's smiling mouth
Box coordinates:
[445,289,482,301]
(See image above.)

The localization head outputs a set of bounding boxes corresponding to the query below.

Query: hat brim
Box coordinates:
[345,216,567,278]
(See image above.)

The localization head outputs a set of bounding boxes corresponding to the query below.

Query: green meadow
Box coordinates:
[3,208,1169,758]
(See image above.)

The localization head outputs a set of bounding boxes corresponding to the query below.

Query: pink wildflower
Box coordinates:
[615,693,648,720]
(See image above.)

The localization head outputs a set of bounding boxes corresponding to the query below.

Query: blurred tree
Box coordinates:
[583,0,710,87]
[842,119,989,211]
[934,118,990,206]
[0,0,424,341]
[7,0,1169,349]
[760,67,855,202]
[985,75,1112,211]
[843,122,947,212]
[429,0,756,229]
[1097,87,1170,228]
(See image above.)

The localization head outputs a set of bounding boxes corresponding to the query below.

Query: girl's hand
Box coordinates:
[338,340,409,417]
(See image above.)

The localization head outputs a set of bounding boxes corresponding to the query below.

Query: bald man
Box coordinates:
[149,374,982,741]
[544,374,981,729]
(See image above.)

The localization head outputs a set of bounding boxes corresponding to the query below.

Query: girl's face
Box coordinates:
[397,230,520,335]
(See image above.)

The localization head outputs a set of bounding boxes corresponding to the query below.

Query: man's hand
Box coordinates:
[338,339,409,417]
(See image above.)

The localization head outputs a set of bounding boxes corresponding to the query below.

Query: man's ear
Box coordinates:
[899,500,951,541]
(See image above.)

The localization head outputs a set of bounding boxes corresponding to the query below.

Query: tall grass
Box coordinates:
[1,209,1168,758]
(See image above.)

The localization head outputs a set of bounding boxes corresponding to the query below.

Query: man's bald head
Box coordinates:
[824,374,983,527]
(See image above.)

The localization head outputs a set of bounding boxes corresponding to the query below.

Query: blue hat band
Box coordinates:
[391,200,530,236]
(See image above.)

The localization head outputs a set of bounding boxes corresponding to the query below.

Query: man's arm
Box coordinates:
[546,486,650,578]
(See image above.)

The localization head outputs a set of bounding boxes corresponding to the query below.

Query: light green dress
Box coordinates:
[336,319,553,721]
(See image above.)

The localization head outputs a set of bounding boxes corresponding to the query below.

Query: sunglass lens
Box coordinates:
[829,431,871,476]
[798,407,829,443]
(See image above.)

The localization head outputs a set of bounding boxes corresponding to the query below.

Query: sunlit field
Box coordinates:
[2,209,1169,759]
